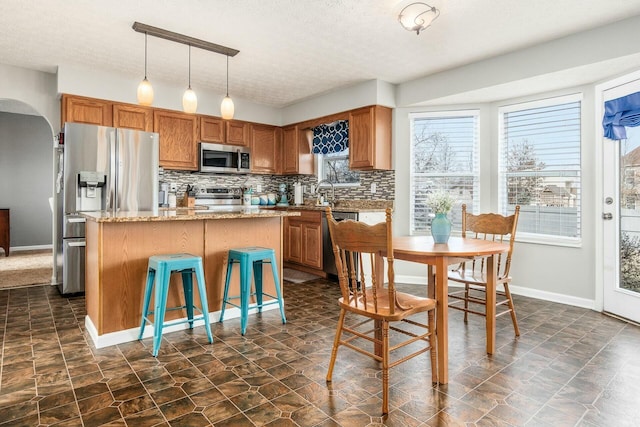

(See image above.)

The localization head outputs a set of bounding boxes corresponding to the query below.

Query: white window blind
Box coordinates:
[410,111,480,234]
[499,95,581,242]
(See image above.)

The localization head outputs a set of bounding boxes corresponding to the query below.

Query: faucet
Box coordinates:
[316,179,335,206]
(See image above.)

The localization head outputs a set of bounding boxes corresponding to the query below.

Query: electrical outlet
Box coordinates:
[170,182,177,192]
[370,183,377,194]
[256,184,263,193]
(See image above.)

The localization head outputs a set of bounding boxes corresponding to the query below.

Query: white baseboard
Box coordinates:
[395,274,595,310]
[11,244,53,252]
[85,303,278,349]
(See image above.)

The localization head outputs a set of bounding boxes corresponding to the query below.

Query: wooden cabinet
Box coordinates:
[0,209,9,257]
[153,110,199,171]
[113,104,153,131]
[284,210,322,270]
[348,105,392,170]
[282,126,314,175]
[62,94,113,127]
[199,116,225,143]
[226,120,250,146]
[250,124,280,174]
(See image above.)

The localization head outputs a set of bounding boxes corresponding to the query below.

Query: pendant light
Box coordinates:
[182,45,197,113]
[137,32,154,106]
[220,55,234,120]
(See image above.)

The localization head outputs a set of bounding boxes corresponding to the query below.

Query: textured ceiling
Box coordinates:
[2,0,640,108]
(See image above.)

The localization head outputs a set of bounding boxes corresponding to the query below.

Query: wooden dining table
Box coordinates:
[377,235,510,384]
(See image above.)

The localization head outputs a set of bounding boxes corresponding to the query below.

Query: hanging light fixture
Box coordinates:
[182,45,197,113]
[398,2,440,35]
[132,22,239,114]
[220,55,234,120]
[137,32,154,106]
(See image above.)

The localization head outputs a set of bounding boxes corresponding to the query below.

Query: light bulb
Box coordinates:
[183,88,197,114]
[137,78,154,106]
[221,96,234,120]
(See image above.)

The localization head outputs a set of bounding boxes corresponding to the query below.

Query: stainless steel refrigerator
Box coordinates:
[53,122,159,294]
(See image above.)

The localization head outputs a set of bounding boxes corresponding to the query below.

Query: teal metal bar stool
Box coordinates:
[138,253,213,356]
[219,247,287,335]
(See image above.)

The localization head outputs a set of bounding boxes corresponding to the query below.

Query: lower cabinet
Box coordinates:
[284,210,322,271]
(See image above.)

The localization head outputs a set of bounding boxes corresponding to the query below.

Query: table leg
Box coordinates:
[435,256,448,384]
[486,254,497,354]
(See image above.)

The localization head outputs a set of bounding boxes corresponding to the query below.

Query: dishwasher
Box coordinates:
[322,211,359,278]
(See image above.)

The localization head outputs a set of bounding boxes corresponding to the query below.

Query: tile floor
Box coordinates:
[1,279,639,426]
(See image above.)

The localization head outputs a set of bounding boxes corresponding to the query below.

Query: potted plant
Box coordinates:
[426,191,456,243]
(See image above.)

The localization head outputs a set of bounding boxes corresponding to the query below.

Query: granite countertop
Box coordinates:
[80,208,301,223]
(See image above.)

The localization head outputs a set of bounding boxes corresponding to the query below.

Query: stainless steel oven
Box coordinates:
[322,211,358,277]
[199,142,251,174]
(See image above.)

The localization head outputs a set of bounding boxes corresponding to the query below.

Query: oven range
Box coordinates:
[194,186,243,210]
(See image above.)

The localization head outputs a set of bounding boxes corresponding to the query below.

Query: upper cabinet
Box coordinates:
[153,110,199,171]
[199,116,225,143]
[348,105,392,170]
[251,124,280,174]
[113,104,153,131]
[62,94,113,127]
[282,126,314,175]
[226,120,250,146]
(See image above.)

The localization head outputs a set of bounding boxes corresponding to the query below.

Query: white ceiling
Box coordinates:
[2,0,640,110]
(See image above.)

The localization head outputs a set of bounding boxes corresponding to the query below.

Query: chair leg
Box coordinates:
[194,261,213,344]
[463,284,470,323]
[240,255,252,335]
[428,309,437,384]
[326,308,346,382]
[152,265,169,357]
[138,267,155,340]
[181,270,194,329]
[253,260,263,312]
[503,283,520,337]
[219,259,234,323]
[381,320,390,415]
[268,253,286,324]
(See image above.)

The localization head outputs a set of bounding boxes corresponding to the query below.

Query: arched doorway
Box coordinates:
[0,98,56,288]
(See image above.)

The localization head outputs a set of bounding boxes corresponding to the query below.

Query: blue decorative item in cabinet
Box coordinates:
[430,213,452,244]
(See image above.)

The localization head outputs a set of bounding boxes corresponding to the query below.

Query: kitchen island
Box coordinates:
[81,208,300,348]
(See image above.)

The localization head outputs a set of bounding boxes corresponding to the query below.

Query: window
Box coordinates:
[410,111,480,234]
[318,149,360,185]
[499,94,581,244]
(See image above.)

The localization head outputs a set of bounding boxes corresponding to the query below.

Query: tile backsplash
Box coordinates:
[160,169,395,202]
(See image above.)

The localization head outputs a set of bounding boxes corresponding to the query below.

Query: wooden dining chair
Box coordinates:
[448,204,521,336]
[325,207,437,415]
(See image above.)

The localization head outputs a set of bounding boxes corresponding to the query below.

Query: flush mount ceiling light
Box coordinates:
[137,32,154,106]
[132,22,239,114]
[220,55,234,120]
[398,2,440,35]
[182,45,197,114]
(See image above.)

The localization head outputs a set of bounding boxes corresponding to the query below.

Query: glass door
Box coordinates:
[602,77,640,324]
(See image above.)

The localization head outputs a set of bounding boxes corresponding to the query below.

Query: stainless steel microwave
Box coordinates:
[199,142,251,174]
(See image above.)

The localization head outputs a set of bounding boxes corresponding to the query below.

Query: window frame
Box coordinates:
[498,93,583,247]
[409,109,481,235]
[316,148,361,187]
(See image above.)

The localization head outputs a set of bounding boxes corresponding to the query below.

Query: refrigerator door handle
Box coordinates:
[67,241,86,247]
[67,217,86,223]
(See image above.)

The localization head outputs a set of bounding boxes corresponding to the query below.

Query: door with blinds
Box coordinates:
[602,73,640,324]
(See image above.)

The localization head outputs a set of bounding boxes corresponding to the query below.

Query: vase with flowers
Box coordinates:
[426,191,456,243]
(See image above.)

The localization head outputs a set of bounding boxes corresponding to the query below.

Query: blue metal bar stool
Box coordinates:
[138,253,213,356]
[219,247,287,335]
